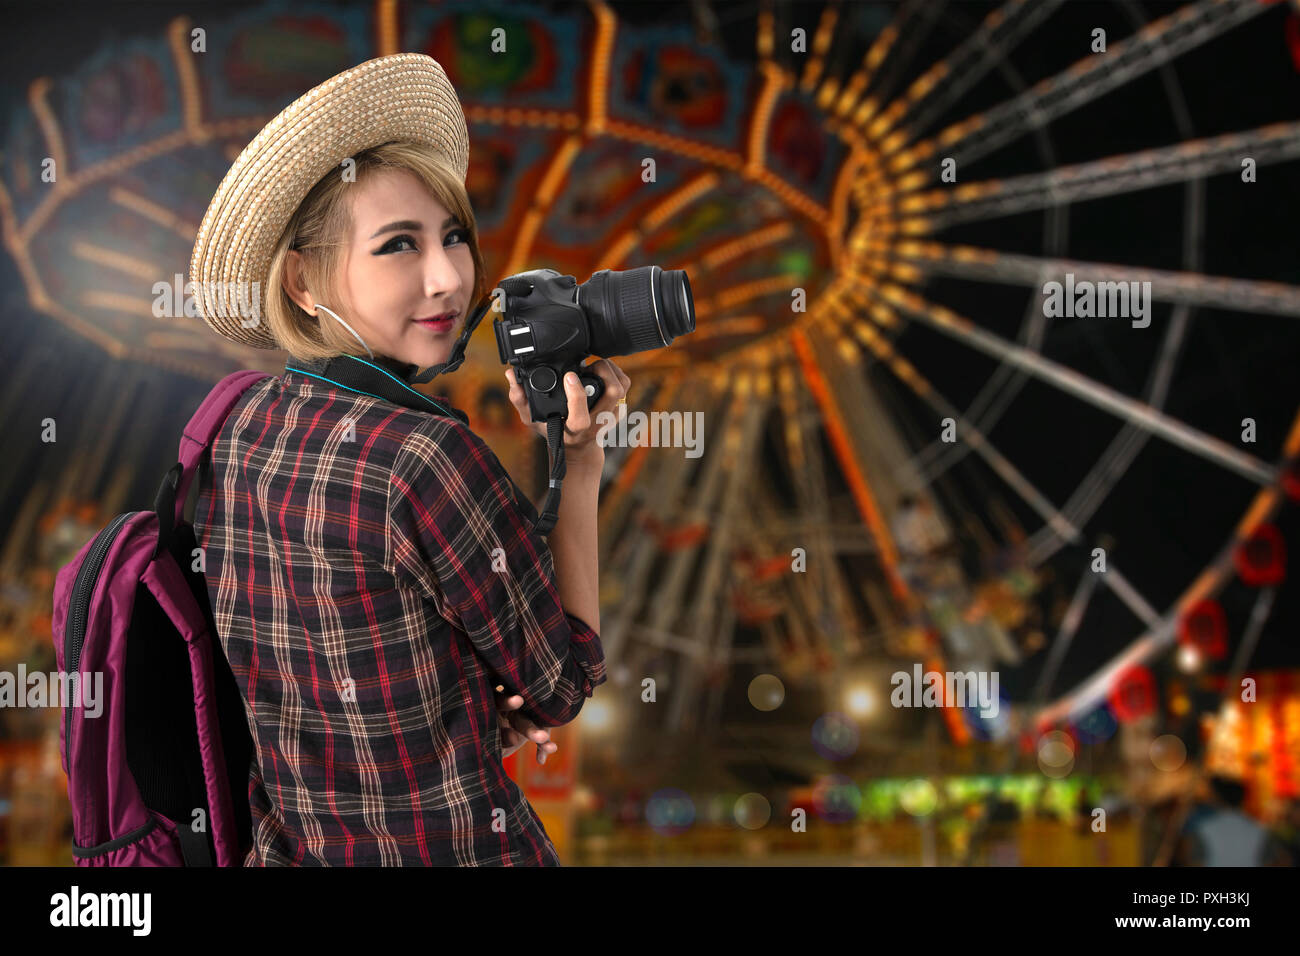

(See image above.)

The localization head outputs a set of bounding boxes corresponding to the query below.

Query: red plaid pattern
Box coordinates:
[194,360,604,865]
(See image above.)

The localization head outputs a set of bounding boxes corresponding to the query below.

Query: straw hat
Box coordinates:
[189,52,469,349]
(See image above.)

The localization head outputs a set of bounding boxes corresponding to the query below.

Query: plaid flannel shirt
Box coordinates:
[193,352,605,865]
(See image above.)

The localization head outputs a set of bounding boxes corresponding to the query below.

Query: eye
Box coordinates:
[445,228,470,247]
[379,234,417,254]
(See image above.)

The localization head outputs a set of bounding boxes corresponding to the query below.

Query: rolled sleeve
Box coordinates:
[386,418,606,726]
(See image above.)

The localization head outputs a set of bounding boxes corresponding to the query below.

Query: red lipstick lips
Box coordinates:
[415,312,456,332]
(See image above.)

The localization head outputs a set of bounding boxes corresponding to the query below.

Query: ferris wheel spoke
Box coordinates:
[1226,586,1277,679]
[855,0,948,119]
[666,222,795,283]
[693,274,805,323]
[669,391,773,732]
[780,367,867,650]
[984,182,1205,565]
[798,3,840,93]
[902,302,1050,488]
[853,255,1060,500]
[853,279,1277,486]
[893,273,1189,562]
[600,376,733,664]
[887,227,1070,486]
[1031,565,1099,705]
[885,122,1300,230]
[890,243,1300,318]
[1038,572,1278,729]
[834,301,1082,545]
[596,373,684,544]
[1025,422,1147,565]
[1100,565,1163,630]
[875,0,1065,150]
[1026,295,1191,563]
[823,0,940,132]
[1025,306,1192,565]
[1038,621,1175,728]
[883,0,1272,182]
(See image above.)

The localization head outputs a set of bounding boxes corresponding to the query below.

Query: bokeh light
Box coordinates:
[1073,706,1118,744]
[811,774,862,823]
[1175,644,1202,673]
[1150,734,1187,772]
[845,683,877,719]
[748,674,785,711]
[645,788,695,836]
[811,712,859,760]
[579,697,613,733]
[1037,730,1075,778]
[733,793,772,830]
[899,779,939,817]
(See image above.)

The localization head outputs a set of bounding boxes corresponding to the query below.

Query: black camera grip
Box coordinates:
[519,363,607,422]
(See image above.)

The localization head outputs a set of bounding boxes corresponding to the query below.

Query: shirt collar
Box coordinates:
[282,353,470,425]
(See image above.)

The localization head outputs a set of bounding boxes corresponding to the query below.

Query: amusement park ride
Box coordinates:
[1,0,1298,821]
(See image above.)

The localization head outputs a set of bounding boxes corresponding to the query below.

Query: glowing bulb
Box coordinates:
[581,698,613,732]
[846,684,877,719]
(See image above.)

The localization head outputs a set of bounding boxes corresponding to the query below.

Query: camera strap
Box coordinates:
[403,297,568,536]
[533,415,567,536]
[408,298,495,385]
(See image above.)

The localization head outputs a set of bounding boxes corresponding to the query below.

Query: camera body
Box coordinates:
[493,266,695,423]
[492,269,606,422]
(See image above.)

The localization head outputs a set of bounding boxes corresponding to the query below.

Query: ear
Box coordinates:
[281,249,316,315]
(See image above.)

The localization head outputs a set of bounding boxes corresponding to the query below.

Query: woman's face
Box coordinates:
[288,166,476,368]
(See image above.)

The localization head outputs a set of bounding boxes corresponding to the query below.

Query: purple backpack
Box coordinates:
[50,370,271,866]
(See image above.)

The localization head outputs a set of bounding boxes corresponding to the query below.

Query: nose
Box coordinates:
[423,241,463,304]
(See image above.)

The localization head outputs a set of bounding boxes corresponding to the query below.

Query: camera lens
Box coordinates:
[581,265,697,357]
[659,268,695,341]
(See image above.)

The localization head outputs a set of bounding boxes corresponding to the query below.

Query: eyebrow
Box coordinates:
[368,216,461,239]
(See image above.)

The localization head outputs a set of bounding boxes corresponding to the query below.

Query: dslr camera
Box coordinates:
[493,266,696,423]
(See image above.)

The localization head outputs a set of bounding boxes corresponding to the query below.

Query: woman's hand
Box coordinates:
[494,684,557,764]
[504,359,631,465]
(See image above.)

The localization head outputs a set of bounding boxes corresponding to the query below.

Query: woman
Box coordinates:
[188,53,627,865]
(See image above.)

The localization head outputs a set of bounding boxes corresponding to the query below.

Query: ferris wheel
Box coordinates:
[589,0,1300,753]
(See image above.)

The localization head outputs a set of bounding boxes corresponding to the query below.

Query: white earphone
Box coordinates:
[314,304,374,360]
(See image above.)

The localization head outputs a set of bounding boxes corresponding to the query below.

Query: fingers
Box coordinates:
[586,359,631,420]
[505,711,552,745]
[496,691,549,741]
[563,371,591,435]
[494,687,524,710]
[593,359,629,401]
[501,707,558,763]
[598,358,631,395]
[495,687,558,763]
[505,361,634,447]
[501,728,526,759]
[504,369,530,427]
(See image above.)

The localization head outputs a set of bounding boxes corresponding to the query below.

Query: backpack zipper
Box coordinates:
[64,510,140,773]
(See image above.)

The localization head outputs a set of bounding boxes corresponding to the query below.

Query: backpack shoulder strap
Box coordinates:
[179,370,274,474]
[155,371,272,557]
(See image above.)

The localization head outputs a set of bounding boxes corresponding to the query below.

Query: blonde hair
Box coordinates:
[266,141,488,361]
